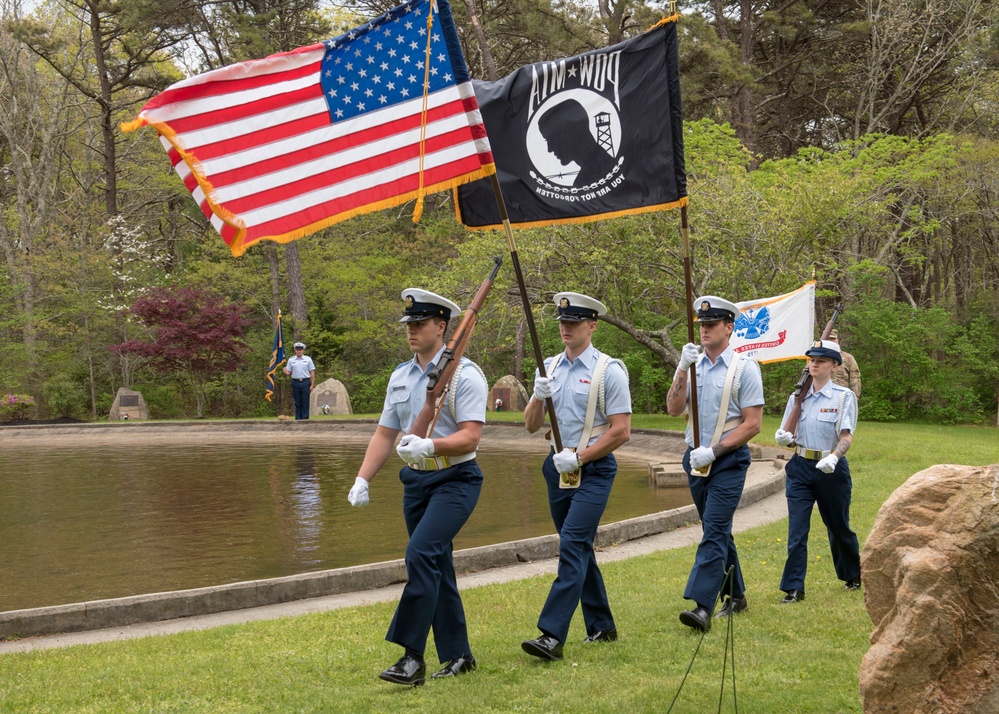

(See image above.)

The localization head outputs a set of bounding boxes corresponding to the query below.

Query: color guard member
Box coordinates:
[666,296,764,632]
[521,292,632,661]
[774,339,861,603]
[346,289,487,686]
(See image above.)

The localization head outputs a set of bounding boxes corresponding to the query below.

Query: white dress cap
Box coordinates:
[399,288,461,323]
[553,292,607,321]
[693,295,740,322]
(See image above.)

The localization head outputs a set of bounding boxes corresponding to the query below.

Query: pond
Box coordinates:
[0,441,691,611]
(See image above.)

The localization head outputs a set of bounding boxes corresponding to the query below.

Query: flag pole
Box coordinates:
[680,204,701,448]
[488,174,564,452]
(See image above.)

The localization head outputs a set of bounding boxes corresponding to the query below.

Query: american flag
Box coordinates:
[123,0,494,256]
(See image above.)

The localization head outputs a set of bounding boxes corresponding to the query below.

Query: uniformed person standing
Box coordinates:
[521,292,632,661]
[346,289,487,686]
[283,342,315,419]
[774,339,861,603]
[665,296,764,632]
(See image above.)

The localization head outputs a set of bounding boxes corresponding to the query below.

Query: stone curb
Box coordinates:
[0,463,785,640]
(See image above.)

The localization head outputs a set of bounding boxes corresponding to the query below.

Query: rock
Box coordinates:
[109,388,149,421]
[859,463,999,714]
[311,378,352,416]
[489,375,529,413]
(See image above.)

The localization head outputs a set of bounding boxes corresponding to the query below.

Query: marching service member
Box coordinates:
[666,296,764,633]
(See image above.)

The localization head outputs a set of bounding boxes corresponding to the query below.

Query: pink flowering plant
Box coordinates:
[0,394,35,422]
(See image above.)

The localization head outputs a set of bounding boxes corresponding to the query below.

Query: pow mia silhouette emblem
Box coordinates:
[524,50,625,201]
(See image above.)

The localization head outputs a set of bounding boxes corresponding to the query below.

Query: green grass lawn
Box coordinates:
[0,418,995,713]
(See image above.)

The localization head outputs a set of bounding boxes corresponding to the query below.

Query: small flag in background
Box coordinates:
[265,313,286,402]
[730,282,816,363]
[123,0,494,257]
[455,15,685,230]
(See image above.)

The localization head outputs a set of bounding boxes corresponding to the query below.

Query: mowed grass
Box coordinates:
[0,418,995,713]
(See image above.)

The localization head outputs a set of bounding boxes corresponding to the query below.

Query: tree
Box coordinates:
[110,286,252,417]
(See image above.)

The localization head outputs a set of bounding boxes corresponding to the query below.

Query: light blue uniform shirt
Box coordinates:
[379,345,487,438]
[780,380,857,451]
[685,347,765,449]
[536,344,632,449]
[286,355,315,379]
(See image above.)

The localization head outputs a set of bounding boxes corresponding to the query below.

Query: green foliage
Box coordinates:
[41,374,88,419]
[847,297,987,424]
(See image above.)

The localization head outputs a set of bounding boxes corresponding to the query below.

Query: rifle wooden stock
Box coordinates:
[781,303,842,437]
[409,256,503,439]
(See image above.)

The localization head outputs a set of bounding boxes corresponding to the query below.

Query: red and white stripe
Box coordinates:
[136,43,493,254]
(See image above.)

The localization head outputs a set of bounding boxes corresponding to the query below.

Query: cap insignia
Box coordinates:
[701,301,710,311]
[813,340,822,348]
[559,298,569,308]
[404,296,414,308]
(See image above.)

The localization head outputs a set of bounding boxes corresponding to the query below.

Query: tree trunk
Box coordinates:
[88,0,117,217]
[461,0,498,81]
[515,317,526,383]
[266,243,281,317]
[284,242,307,339]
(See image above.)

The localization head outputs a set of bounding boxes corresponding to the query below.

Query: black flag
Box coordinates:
[455,16,686,229]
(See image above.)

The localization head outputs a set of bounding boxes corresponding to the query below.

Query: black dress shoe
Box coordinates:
[582,628,618,643]
[780,589,805,604]
[717,595,748,618]
[844,576,862,591]
[679,606,711,632]
[378,654,426,686]
[431,655,476,678]
[522,634,564,661]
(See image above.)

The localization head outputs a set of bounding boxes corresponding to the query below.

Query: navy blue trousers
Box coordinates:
[385,460,482,663]
[291,379,310,419]
[536,452,617,643]
[779,454,860,592]
[683,446,749,612]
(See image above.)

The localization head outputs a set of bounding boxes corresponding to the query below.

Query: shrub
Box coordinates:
[0,394,35,422]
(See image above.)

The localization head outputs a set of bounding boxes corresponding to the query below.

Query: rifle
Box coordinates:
[409,256,503,439]
[781,303,842,439]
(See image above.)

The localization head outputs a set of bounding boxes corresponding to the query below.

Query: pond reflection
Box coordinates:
[0,442,690,611]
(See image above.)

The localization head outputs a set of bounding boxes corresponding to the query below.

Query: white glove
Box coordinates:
[678,343,700,371]
[816,454,839,474]
[347,476,369,507]
[533,376,554,401]
[553,448,581,474]
[689,446,716,471]
[774,429,795,447]
[396,434,435,463]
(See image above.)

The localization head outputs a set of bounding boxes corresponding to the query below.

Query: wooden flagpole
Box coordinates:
[488,174,564,452]
[680,204,701,448]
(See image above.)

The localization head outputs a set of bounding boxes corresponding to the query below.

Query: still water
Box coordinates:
[0,442,690,611]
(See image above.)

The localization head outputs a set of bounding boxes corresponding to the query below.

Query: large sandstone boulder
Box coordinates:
[859,463,999,714]
[489,375,528,413]
[109,387,149,421]
[311,378,352,416]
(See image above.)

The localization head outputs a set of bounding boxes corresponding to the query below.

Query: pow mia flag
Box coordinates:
[455,16,686,229]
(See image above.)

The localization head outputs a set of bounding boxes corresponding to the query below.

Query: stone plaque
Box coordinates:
[490,375,529,413]
[311,378,352,416]
[109,387,149,421]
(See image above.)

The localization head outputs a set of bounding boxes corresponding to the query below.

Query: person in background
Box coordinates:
[284,342,315,420]
[774,339,861,603]
[828,329,861,400]
[520,292,631,662]
[346,289,487,686]
[665,296,764,633]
